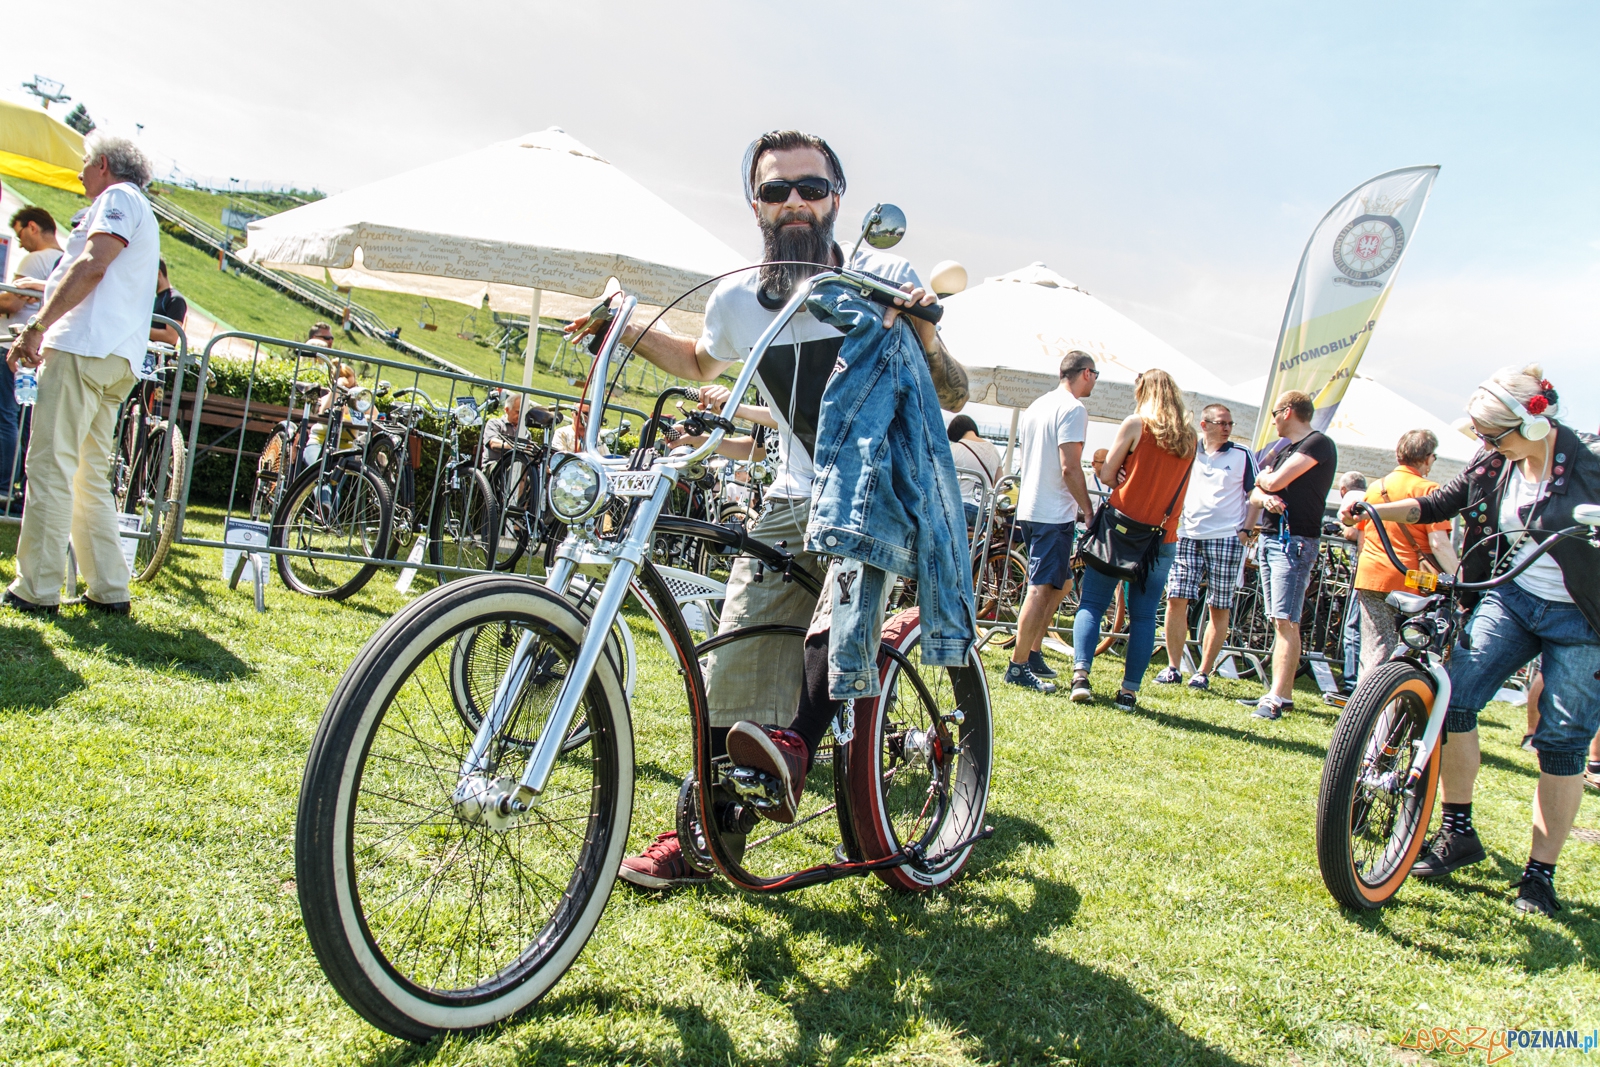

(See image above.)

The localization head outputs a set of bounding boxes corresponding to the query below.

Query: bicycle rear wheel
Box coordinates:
[123,423,186,582]
[428,469,499,578]
[295,574,632,1040]
[842,609,993,891]
[272,461,393,599]
[1316,660,1440,909]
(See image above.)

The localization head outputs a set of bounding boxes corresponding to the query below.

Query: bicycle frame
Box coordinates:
[455,270,974,890]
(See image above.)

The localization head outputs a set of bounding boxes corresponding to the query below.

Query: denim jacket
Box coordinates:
[803,280,975,696]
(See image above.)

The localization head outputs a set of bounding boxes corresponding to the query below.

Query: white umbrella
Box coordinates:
[1241,372,1476,481]
[240,127,746,381]
[938,262,1257,468]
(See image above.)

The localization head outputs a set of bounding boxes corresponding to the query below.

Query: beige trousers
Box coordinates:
[8,348,138,606]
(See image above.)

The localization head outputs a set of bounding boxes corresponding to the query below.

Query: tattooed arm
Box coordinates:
[919,329,969,412]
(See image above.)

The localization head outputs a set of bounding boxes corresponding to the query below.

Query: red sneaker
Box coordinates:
[726,723,810,823]
[618,832,713,890]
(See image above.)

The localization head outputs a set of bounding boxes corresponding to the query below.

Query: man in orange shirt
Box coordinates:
[1352,429,1460,675]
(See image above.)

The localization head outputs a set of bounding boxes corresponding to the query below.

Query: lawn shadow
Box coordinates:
[1123,703,1329,762]
[0,621,85,710]
[151,545,392,618]
[1346,851,1600,974]
[494,813,1242,1066]
[55,613,250,681]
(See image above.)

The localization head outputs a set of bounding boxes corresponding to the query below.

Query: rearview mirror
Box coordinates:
[859,203,906,250]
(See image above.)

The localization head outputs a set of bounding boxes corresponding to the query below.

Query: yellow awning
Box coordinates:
[0,98,85,193]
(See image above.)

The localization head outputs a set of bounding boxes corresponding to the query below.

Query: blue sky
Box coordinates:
[10,1,1597,430]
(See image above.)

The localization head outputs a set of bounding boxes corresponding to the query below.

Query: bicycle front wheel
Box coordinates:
[124,422,186,582]
[842,609,993,892]
[296,574,633,1040]
[1316,660,1440,910]
[428,469,499,578]
[272,461,393,599]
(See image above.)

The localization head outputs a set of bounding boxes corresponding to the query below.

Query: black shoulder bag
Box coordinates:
[1078,471,1190,590]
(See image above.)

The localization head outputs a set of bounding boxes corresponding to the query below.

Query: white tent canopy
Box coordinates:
[937,262,1257,427]
[1241,372,1477,481]
[240,127,746,317]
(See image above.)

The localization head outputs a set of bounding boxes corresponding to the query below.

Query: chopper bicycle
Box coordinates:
[293,217,995,1039]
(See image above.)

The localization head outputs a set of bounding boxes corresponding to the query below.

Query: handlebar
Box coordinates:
[1352,501,1592,594]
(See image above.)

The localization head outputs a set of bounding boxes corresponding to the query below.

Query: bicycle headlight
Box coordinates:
[549,454,608,522]
[1399,616,1433,651]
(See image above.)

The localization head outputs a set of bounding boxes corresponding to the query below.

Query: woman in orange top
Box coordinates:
[1070,369,1197,708]
[1353,428,1460,676]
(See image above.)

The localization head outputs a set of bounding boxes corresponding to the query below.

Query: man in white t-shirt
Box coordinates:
[1006,351,1096,691]
[1,206,65,502]
[1157,403,1260,690]
[565,129,968,888]
[4,137,159,618]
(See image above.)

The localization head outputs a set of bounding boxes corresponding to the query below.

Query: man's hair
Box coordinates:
[1200,403,1231,424]
[158,258,168,276]
[1395,428,1438,467]
[741,130,846,201]
[9,206,56,234]
[308,322,333,338]
[1338,471,1367,493]
[1275,389,1314,423]
[946,414,978,443]
[1060,350,1096,380]
[85,135,153,188]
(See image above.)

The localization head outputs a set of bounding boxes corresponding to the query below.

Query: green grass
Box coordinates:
[1,512,1596,1065]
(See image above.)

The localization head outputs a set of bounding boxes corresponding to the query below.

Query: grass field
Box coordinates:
[1,512,1596,1066]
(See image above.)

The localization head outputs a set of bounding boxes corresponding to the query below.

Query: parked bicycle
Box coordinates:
[294,243,994,1039]
[110,329,189,583]
[1314,500,1600,910]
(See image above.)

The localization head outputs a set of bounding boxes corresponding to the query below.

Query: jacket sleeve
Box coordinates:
[1415,466,1471,524]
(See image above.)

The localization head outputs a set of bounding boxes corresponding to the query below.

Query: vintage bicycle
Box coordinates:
[1314,499,1600,910]
[293,211,995,1039]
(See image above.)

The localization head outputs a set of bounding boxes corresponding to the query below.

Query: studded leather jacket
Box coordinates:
[1414,421,1600,631]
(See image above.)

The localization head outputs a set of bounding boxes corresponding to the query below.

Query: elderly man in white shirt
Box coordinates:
[4,137,159,617]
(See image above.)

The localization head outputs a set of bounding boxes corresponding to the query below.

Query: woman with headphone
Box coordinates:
[1340,364,1600,918]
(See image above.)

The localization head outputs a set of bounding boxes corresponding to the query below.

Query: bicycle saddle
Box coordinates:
[1385,590,1442,615]
[524,405,557,429]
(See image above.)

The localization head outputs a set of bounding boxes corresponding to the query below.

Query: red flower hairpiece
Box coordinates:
[1526,395,1549,415]
[1540,379,1553,391]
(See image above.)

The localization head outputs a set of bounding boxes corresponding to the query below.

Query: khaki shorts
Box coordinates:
[703,497,827,727]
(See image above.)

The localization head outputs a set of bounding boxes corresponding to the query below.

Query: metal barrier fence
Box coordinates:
[162,330,650,604]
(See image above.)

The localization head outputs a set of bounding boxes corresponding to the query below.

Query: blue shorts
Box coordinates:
[1257,535,1316,621]
[1445,583,1600,776]
[1021,521,1076,589]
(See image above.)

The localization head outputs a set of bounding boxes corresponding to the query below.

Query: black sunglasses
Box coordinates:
[1474,425,1519,448]
[756,177,834,203]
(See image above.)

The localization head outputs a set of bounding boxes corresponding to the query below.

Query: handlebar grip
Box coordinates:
[863,285,943,324]
[681,387,701,402]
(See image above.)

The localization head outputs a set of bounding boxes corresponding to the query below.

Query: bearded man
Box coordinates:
[567,128,967,888]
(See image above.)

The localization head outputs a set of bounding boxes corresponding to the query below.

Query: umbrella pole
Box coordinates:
[517,288,543,438]
[1001,406,1020,475]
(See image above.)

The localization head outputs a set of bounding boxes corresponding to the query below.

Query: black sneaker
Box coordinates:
[1512,874,1560,917]
[2,590,58,617]
[1114,689,1137,711]
[1004,662,1057,694]
[1411,828,1487,880]
[1154,666,1182,685]
[1186,672,1210,690]
[1026,651,1058,679]
[64,596,132,616]
[1070,674,1093,703]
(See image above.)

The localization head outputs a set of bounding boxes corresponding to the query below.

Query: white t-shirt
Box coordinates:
[699,247,921,500]
[1500,466,1571,602]
[1,246,64,351]
[1179,440,1257,541]
[41,183,161,370]
[1015,387,1088,524]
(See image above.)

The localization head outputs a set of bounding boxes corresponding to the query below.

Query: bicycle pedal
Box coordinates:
[722,765,784,809]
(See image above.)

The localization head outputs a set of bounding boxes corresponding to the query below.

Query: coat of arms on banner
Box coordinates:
[1332,193,1410,282]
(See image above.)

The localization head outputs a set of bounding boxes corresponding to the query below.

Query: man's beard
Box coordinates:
[757,204,836,302]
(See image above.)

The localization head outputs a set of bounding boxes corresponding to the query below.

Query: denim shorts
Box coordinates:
[1021,520,1077,589]
[1257,534,1315,621]
[1445,583,1600,776]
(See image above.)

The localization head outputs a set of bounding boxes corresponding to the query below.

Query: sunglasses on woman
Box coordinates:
[1474,425,1519,448]
[756,177,834,203]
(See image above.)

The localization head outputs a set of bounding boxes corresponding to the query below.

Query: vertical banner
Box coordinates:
[1252,165,1439,452]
